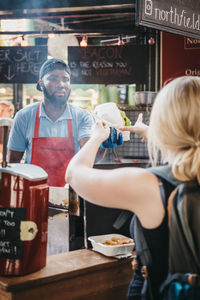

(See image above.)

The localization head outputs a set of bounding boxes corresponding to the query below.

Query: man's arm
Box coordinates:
[79,137,105,162]
[8,149,24,163]
[7,107,30,163]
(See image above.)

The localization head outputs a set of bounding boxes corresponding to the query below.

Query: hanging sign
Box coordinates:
[136,0,200,39]
[0,46,47,83]
[68,45,148,84]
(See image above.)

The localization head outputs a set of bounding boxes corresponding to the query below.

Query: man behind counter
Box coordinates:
[8,58,99,187]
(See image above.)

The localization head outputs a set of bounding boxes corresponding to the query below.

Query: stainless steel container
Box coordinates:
[134,91,157,105]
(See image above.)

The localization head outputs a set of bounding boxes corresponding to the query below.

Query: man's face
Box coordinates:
[41,69,71,107]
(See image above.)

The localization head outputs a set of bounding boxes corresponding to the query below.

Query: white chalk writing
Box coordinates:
[0,209,14,218]
[0,229,6,238]
[185,68,200,76]
[144,1,200,31]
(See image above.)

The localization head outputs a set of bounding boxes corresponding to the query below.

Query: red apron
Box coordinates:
[31,103,75,187]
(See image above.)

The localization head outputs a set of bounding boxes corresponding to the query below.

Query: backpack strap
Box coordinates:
[148,165,179,186]
[149,165,179,224]
[167,187,178,226]
[169,182,200,273]
[158,177,167,210]
[133,166,178,300]
[134,217,152,269]
[134,217,154,300]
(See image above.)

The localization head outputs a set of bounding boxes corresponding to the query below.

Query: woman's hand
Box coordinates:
[119,113,149,142]
[91,121,110,142]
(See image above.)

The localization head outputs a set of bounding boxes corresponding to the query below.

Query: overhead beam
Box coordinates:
[0,29,137,36]
[0,4,135,19]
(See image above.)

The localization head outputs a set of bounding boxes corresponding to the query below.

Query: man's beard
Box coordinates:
[42,84,71,107]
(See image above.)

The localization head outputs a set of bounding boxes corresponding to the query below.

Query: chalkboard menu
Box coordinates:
[68,45,148,84]
[0,208,26,259]
[0,46,47,83]
[136,0,200,39]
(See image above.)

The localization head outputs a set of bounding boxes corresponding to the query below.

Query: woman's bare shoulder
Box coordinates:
[124,168,165,228]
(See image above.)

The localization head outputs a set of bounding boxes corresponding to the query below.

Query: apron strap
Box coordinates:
[34,103,41,138]
[67,119,73,138]
[67,103,73,138]
[34,102,73,138]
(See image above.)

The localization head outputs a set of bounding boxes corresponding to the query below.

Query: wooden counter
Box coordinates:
[0,249,133,300]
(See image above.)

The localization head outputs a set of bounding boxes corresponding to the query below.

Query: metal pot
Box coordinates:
[134,91,157,105]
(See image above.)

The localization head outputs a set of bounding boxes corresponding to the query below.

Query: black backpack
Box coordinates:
[134,165,200,300]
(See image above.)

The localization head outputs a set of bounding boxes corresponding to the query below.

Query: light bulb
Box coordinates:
[21,36,28,47]
[80,36,88,47]
[48,33,56,39]
[118,37,124,46]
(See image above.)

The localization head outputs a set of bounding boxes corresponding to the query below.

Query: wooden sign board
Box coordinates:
[68,45,148,84]
[136,0,200,39]
[0,47,47,83]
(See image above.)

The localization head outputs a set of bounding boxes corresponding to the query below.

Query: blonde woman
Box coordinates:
[66,76,200,300]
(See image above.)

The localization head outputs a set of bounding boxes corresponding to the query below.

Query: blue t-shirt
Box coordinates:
[8,102,94,163]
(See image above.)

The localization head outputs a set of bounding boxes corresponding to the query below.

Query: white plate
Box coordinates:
[88,234,134,257]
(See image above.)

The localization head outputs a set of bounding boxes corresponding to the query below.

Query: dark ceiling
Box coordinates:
[0,1,150,38]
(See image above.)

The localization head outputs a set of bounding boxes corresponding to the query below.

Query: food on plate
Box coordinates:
[88,234,135,256]
[119,110,131,126]
[103,237,133,246]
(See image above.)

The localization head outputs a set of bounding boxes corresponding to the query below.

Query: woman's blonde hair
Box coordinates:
[148,76,200,183]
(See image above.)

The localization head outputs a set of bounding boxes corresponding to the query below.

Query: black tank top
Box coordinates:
[127,177,174,300]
